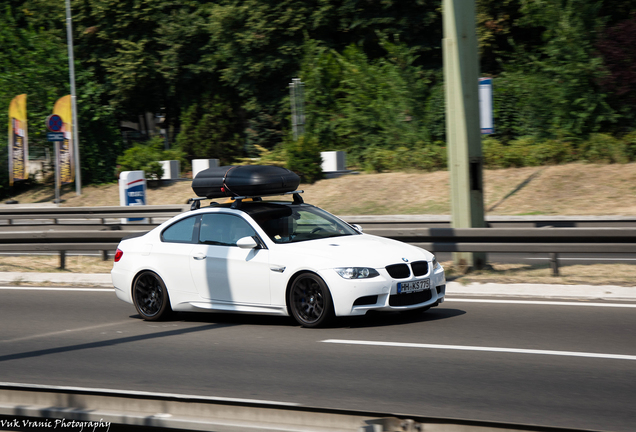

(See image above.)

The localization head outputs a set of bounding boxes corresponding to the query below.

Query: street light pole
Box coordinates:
[65,0,81,195]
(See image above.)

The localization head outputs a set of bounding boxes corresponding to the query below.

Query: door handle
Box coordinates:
[193,253,207,260]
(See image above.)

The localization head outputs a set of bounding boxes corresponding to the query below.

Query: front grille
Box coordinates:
[389,289,432,306]
[411,261,429,276]
[353,295,378,306]
[386,264,410,279]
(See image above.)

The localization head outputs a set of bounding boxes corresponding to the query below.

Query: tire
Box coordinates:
[288,273,334,328]
[132,271,172,321]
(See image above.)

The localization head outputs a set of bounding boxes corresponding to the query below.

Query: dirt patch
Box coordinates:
[0,255,113,274]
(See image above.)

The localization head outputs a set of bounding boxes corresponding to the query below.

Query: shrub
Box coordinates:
[362,144,447,173]
[580,133,629,164]
[483,136,520,168]
[117,136,187,180]
[286,135,324,184]
[622,132,636,161]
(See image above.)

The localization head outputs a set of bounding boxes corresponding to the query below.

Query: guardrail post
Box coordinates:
[549,253,559,277]
[59,251,66,270]
[102,250,109,261]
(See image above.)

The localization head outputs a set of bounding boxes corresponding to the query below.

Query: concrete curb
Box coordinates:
[446,281,636,301]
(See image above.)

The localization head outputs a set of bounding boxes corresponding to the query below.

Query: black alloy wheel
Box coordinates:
[289,273,334,328]
[132,271,172,321]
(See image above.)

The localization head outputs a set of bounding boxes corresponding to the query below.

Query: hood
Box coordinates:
[274,233,432,269]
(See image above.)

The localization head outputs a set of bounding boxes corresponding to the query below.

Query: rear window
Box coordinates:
[161,216,197,243]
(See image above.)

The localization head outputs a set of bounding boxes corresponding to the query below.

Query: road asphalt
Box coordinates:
[0,271,634,301]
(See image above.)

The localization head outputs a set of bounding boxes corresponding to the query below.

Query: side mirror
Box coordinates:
[237,236,259,249]
[351,224,363,233]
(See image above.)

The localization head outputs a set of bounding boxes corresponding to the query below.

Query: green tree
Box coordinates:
[490,0,614,141]
[300,38,438,167]
[175,96,243,165]
[0,5,70,197]
[116,135,185,180]
[596,15,636,133]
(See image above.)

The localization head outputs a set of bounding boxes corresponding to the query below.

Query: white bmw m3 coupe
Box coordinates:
[112,198,446,327]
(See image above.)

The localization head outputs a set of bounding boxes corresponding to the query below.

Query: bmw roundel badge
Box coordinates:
[402,258,409,262]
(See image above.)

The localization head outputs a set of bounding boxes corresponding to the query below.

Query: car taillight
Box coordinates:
[114,248,123,262]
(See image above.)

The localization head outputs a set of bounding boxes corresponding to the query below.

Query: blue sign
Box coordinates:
[125,178,146,222]
[46,114,64,132]
[479,78,494,135]
[47,132,65,141]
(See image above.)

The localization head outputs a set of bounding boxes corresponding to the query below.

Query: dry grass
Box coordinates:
[443,262,636,287]
[9,162,636,216]
[0,255,113,274]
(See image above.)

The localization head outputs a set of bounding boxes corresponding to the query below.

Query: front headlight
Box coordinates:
[335,267,380,279]
[432,256,441,269]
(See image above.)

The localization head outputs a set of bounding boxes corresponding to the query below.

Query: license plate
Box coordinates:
[397,279,430,294]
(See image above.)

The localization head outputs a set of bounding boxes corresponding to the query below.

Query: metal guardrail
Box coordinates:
[345,214,636,228]
[0,205,188,225]
[361,227,636,253]
[2,206,636,227]
[0,225,634,273]
[0,207,634,273]
[0,383,597,432]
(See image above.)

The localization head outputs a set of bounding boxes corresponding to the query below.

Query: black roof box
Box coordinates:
[192,165,300,199]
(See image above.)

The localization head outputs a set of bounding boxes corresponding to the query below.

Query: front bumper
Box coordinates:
[323,265,446,317]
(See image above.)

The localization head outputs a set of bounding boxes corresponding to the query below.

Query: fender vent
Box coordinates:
[353,295,378,306]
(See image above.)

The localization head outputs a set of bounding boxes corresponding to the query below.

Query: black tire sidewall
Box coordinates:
[133,271,171,321]
[288,272,334,328]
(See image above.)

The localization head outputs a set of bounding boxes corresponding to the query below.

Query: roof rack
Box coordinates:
[188,190,304,211]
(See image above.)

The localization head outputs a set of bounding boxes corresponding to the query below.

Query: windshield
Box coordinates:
[249,204,359,244]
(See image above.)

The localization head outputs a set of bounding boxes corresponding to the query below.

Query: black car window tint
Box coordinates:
[199,213,257,246]
[161,216,197,243]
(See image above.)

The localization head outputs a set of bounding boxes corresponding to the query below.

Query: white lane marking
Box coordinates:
[322,339,636,361]
[0,382,300,407]
[0,287,113,292]
[446,299,636,308]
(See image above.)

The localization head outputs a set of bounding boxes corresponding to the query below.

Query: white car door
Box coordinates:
[190,213,271,305]
[154,214,199,294]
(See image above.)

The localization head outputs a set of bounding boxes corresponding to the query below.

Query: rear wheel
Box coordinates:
[133,271,172,321]
[288,273,334,328]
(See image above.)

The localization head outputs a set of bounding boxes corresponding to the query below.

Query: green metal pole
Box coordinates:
[443,0,486,271]
[66,0,81,196]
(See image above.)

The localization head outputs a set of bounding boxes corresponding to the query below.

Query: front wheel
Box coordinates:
[132,271,172,321]
[288,273,334,328]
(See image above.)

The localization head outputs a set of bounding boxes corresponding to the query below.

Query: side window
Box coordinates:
[199,213,257,246]
[161,216,197,243]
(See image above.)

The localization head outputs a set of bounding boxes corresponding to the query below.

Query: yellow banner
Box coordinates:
[53,95,74,184]
[8,94,28,186]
